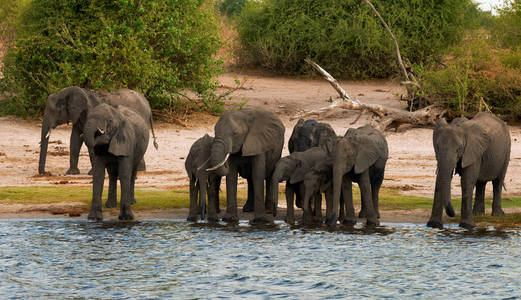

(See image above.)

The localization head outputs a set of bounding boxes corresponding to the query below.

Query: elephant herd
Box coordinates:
[38,87,512,229]
[188,109,511,229]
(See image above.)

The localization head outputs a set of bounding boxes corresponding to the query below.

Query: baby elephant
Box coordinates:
[270,147,332,224]
[185,134,221,222]
[83,104,149,221]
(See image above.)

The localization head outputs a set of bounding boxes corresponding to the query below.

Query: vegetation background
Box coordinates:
[0,0,520,119]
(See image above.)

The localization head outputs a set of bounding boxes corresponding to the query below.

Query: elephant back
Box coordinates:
[104,89,152,121]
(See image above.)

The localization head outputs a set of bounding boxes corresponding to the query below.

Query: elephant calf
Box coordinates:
[271,147,332,224]
[83,104,149,221]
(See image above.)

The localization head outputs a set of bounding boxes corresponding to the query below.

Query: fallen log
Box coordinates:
[292,59,446,131]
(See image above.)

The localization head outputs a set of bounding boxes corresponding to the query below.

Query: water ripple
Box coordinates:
[0,220,520,298]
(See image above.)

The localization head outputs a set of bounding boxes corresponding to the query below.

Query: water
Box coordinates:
[1,220,521,299]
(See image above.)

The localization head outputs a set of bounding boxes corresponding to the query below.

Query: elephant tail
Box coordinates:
[503,182,507,192]
[149,116,159,150]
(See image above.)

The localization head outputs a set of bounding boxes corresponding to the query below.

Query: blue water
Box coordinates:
[0,220,520,299]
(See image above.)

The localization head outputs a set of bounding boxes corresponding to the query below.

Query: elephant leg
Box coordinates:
[88,158,105,221]
[252,154,272,224]
[87,147,95,175]
[265,176,273,214]
[223,168,238,223]
[342,178,356,225]
[473,181,486,216]
[359,171,378,226]
[207,176,220,222]
[491,179,505,216]
[313,193,322,222]
[130,168,137,205]
[118,158,134,220]
[285,184,296,224]
[301,186,313,225]
[66,124,82,175]
[460,166,479,228]
[105,163,118,208]
[136,158,146,172]
[371,169,384,219]
[199,174,208,220]
[242,177,255,212]
[187,177,199,222]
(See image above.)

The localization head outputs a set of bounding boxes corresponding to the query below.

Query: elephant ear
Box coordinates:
[67,87,90,124]
[108,119,133,157]
[461,124,490,168]
[350,129,388,174]
[242,111,284,156]
[289,159,306,184]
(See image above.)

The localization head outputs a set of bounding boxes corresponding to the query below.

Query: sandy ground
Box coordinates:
[2,72,521,222]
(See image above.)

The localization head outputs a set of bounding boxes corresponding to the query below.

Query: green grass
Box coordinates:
[3,186,521,226]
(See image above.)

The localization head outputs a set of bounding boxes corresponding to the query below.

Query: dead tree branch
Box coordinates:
[293,60,446,132]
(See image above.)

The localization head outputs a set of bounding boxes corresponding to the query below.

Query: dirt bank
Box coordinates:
[2,72,521,221]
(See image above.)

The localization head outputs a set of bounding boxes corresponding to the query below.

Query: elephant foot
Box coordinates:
[285,217,295,225]
[366,218,379,226]
[104,199,117,208]
[66,167,80,175]
[222,214,239,223]
[242,202,254,213]
[358,210,367,218]
[187,215,198,222]
[427,220,443,229]
[88,209,103,221]
[491,209,505,217]
[342,219,357,226]
[326,216,338,227]
[87,169,93,176]
[459,221,475,229]
[131,198,136,205]
[250,215,274,225]
[207,216,220,223]
[473,207,486,216]
[119,210,135,221]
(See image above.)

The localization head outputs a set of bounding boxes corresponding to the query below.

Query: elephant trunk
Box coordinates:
[428,166,455,228]
[208,137,231,176]
[38,117,52,174]
[83,119,97,149]
[329,163,343,226]
[270,167,284,217]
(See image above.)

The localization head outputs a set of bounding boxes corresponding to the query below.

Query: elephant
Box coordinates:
[83,104,149,221]
[185,134,221,222]
[289,119,337,154]
[38,86,158,175]
[330,125,388,226]
[427,112,511,229]
[206,108,285,224]
[270,147,332,224]
[288,119,337,210]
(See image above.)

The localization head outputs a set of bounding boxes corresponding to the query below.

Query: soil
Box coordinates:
[2,72,521,223]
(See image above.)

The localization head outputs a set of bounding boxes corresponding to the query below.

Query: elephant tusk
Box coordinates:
[196,158,210,173]
[45,130,51,139]
[97,127,105,135]
[206,153,230,172]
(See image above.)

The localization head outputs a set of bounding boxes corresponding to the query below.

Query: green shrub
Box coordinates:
[0,0,223,117]
[236,0,476,78]
[419,31,521,119]
[217,0,247,17]
[493,0,521,49]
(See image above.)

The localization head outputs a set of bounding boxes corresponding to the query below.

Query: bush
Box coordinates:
[0,0,223,117]
[419,30,521,119]
[236,0,476,78]
[493,0,521,48]
[217,0,247,17]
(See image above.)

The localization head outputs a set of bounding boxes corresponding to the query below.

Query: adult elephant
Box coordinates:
[330,125,388,226]
[83,104,149,221]
[206,109,285,224]
[427,112,511,229]
[38,86,158,175]
[288,119,337,210]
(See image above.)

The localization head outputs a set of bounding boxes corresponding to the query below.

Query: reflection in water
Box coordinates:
[0,220,520,298]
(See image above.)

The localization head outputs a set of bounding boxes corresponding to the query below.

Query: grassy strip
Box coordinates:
[2,186,521,226]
